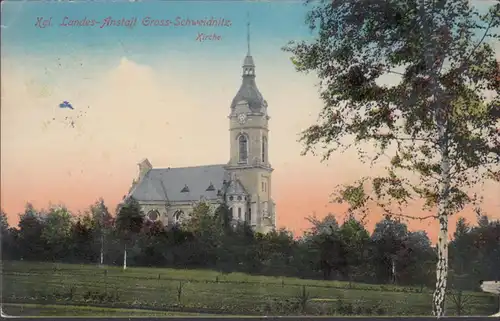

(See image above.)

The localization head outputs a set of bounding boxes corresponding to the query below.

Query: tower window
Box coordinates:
[238,135,248,163]
[262,136,267,163]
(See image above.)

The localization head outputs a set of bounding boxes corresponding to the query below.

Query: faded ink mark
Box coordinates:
[44,105,90,130]
[59,101,74,110]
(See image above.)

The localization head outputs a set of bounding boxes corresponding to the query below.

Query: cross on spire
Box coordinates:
[247,12,251,56]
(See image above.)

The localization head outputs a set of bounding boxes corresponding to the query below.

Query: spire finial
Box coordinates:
[246,11,251,56]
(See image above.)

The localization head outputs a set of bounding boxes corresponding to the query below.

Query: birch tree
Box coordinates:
[90,198,112,265]
[115,198,144,270]
[284,0,499,316]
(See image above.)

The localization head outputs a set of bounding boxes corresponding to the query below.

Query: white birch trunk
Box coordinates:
[420,3,450,312]
[432,121,451,317]
[123,245,127,270]
[100,234,104,265]
[391,258,396,284]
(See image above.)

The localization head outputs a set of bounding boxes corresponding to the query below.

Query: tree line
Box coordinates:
[1,198,498,292]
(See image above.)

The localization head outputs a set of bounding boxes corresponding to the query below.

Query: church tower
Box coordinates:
[225,18,275,233]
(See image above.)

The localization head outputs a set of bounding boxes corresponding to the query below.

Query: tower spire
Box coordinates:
[246,12,251,56]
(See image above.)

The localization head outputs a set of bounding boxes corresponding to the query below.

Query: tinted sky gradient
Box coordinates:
[1,0,499,241]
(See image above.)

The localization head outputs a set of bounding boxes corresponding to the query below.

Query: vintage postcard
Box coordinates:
[1,0,499,318]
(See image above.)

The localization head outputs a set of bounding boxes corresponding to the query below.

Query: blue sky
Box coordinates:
[1,0,496,65]
[1,1,312,61]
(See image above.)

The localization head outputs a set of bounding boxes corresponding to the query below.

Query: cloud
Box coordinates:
[0,56,216,214]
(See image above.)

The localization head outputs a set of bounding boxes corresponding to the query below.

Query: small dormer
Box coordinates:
[181,185,190,193]
[206,182,215,191]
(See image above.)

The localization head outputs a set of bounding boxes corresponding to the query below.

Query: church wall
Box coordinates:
[138,199,222,226]
[227,195,247,223]
[229,114,268,166]
[136,198,274,232]
[250,201,258,226]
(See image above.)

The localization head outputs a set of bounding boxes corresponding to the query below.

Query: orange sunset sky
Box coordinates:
[1,1,499,242]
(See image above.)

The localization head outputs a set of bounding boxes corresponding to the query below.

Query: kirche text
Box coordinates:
[196,32,222,42]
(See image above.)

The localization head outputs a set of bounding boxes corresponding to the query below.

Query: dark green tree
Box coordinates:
[371,217,410,284]
[183,202,221,267]
[0,209,8,233]
[0,209,13,260]
[214,203,232,234]
[285,0,499,315]
[339,215,370,285]
[115,198,144,270]
[90,198,112,265]
[450,217,475,288]
[305,214,347,280]
[71,215,97,263]
[17,203,46,260]
[42,205,73,261]
[402,231,435,287]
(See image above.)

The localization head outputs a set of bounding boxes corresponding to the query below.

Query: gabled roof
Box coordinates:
[226,179,248,195]
[130,164,230,202]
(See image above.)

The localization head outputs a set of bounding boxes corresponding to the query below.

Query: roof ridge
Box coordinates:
[152,164,226,170]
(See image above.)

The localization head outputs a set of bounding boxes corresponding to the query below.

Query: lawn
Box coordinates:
[2,261,498,316]
[2,303,209,317]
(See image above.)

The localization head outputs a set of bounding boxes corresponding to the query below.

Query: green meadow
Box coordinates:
[2,261,498,317]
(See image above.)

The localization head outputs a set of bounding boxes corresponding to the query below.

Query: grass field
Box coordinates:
[2,303,210,317]
[2,261,498,316]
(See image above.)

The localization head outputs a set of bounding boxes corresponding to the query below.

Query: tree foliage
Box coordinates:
[115,198,144,241]
[285,0,499,218]
[284,0,499,315]
[2,202,499,306]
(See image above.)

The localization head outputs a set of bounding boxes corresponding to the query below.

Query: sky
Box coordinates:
[1,0,499,242]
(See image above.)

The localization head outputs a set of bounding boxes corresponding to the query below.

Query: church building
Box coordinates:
[124,27,276,234]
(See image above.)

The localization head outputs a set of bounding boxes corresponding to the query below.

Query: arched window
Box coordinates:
[173,210,184,224]
[147,210,159,221]
[238,135,248,163]
[238,207,242,219]
[262,136,267,163]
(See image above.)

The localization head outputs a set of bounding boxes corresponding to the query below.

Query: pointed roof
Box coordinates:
[226,179,248,195]
[230,14,267,112]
